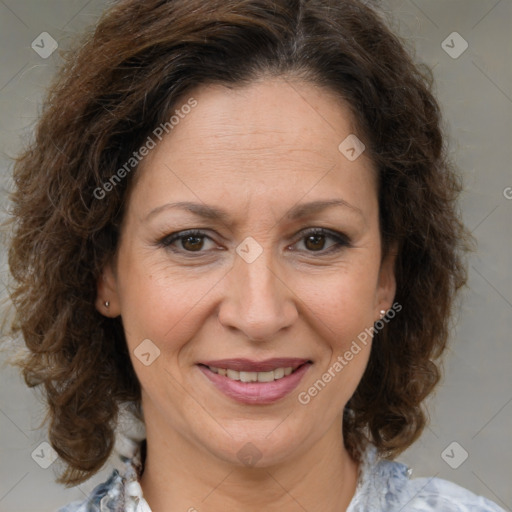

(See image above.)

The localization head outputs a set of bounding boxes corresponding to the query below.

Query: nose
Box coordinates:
[217,245,298,342]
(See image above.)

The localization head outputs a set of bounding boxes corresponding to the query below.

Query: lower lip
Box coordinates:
[197,363,312,404]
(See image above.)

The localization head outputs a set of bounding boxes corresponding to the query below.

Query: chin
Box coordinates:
[196,421,313,469]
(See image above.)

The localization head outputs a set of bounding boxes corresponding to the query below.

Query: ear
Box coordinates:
[95,261,121,317]
[374,242,398,320]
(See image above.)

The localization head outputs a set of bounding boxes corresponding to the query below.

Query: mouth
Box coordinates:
[196,358,313,404]
[198,363,308,382]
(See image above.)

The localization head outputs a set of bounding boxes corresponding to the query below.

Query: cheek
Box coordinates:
[295,271,378,400]
[116,250,220,353]
[295,264,379,341]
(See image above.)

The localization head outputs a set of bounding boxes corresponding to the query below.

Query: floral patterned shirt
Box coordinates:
[57,438,506,512]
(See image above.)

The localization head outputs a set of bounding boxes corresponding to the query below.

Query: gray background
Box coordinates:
[0,1,511,511]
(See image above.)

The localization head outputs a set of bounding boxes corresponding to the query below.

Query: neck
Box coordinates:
[139,408,359,512]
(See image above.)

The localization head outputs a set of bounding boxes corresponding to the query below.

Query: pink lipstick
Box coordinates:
[197,358,312,404]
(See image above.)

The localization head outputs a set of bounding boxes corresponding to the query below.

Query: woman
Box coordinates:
[5,0,505,511]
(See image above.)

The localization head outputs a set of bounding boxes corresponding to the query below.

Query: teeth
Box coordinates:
[226,369,239,380]
[240,371,257,382]
[255,370,275,383]
[208,366,296,382]
[273,367,285,379]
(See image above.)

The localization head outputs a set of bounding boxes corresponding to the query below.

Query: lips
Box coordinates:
[196,358,313,404]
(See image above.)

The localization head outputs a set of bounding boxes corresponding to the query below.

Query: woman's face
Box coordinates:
[97,77,396,467]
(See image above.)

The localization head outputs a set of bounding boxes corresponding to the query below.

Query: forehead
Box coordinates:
[129,77,376,220]
[165,78,360,158]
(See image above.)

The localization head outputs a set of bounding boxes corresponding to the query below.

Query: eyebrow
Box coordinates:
[286,198,363,220]
[144,199,363,224]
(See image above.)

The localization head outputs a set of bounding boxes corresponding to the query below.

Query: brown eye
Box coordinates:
[181,234,205,251]
[304,233,327,251]
[295,228,351,254]
[159,229,215,254]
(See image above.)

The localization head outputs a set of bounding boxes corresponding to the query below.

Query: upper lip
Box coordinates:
[198,358,311,372]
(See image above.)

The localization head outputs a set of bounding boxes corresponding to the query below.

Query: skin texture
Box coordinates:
[96,77,396,512]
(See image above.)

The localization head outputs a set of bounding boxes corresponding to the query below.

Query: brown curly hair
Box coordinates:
[4,0,471,487]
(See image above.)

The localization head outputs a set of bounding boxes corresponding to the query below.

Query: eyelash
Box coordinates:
[157,227,351,256]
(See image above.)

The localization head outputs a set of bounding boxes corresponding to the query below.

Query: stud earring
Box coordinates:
[380,309,386,319]
[104,300,110,308]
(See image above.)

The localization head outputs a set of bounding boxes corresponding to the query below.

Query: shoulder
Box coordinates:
[402,475,506,512]
[348,444,506,512]
[56,434,147,512]
[56,468,124,511]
